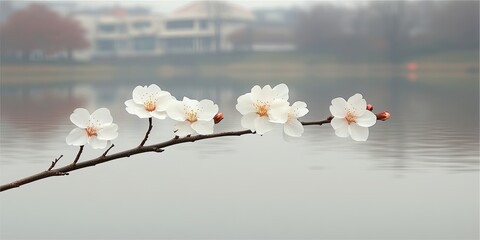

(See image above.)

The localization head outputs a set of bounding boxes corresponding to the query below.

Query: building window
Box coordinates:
[133,21,151,29]
[164,37,194,52]
[199,20,209,29]
[97,24,116,33]
[133,36,156,51]
[96,40,115,52]
[118,24,127,33]
[166,20,194,30]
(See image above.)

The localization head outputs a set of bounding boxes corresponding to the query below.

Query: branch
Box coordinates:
[139,117,153,147]
[47,155,63,171]
[301,116,333,126]
[102,144,115,158]
[72,145,84,165]
[0,112,390,192]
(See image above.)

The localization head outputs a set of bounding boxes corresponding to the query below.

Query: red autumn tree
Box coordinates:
[0,3,88,60]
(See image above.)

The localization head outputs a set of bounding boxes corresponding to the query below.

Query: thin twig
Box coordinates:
[301,116,333,126]
[72,145,84,165]
[47,155,64,171]
[101,144,115,158]
[139,117,153,147]
[0,113,389,192]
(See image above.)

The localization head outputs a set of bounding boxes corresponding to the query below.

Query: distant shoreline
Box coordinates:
[1,51,478,86]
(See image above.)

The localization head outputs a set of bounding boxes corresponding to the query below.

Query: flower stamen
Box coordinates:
[345,112,357,124]
[186,111,197,123]
[256,104,268,117]
[85,126,97,137]
[144,100,156,112]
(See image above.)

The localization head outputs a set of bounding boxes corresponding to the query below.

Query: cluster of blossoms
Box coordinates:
[66,83,380,149]
[236,84,309,137]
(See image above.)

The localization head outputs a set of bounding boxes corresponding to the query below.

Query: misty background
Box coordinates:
[0,1,479,239]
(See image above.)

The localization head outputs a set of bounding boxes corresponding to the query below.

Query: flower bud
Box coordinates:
[366,104,373,111]
[214,112,224,124]
[376,111,391,121]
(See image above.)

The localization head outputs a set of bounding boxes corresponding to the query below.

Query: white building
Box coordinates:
[74,1,255,60]
[160,1,255,54]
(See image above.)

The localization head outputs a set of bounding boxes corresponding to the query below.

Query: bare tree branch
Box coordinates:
[139,117,153,147]
[102,144,115,158]
[0,112,390,192]
[72,145,84,165]
[47,155,63,171]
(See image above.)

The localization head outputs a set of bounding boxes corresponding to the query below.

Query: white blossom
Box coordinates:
[235,84,290,134]
[125,84,174,119]
[329,93,377,141]
[283,101,309,137]
[66,108,118,149]
[167,97,219,137]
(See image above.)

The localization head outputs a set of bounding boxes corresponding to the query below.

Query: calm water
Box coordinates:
[1,74,478,239]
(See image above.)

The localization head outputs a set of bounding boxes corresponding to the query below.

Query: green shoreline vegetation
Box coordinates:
[1,51,478,86]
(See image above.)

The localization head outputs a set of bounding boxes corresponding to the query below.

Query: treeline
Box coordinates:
[295,1,479,62]
[230,1,478,62]
[0,4,88,61]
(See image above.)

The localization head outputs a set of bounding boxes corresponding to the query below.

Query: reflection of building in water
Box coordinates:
[73,1,255,59]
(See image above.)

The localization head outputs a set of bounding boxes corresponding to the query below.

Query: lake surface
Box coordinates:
[1,72,478,239]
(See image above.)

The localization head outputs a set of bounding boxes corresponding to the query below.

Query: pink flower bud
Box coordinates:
[376,111,391,121]
[366,104,373,111]
[214,112,224,124]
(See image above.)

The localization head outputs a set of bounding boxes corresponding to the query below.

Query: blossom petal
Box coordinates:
[155,93,174,111]
[147,84,161,94]
[167,100,187,121]
[197,99,218,121]
[284,119,304,137]
[257,85,273,102]
[126,105,151,118]
[291,101,309,118]
[348,96,367,116]
[334,125,350,138]
[241,112,258,131]
[125,99,150,118]
[254,116,274,134]
[236,93,256,115]
[250,85,262,100]
[348,123,369,141]
[330,97,347,118]
[151,111,167,120]
[356,110,377,127]
[97,123,118,140]
[132,86,147,104]
[70,108,90,128]
[174,121,194,137]
[347,93,363,103]
[89,137,108,149]
[191,120,214,135]
[91,108,113,127]
[330,117,348,129]
[272,83,289,101]
[66,128,88,146]
[182,97,199,111]
[268,100,289,123]
[125,99,137,108]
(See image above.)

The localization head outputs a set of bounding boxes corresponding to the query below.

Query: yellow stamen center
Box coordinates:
[186,111,197,123]
[145,101,156,112]
[85,126,97,137]
[256,104,268,117]
[345,112,357,124]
